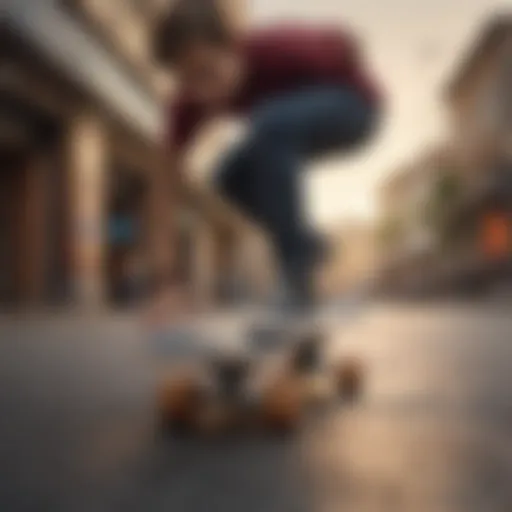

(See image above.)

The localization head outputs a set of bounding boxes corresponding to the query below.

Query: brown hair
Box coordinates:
[152,0,235,66]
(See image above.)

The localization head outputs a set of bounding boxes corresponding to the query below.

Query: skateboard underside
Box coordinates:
[155,327,364,436]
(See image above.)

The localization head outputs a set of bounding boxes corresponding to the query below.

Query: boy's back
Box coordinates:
[168,25,381,149]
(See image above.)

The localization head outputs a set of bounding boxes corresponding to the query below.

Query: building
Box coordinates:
[0,1,239,309]
[442,12,512,294]
[376,147,459,295]
[1,0,275,310]
[446,13,512,170]
[320,221,378,297]
[1,0,176,308]
[376,13,512,298]
[379,151,441,262]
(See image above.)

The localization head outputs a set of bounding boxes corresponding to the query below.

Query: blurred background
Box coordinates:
[2,1,512,309]
[1,1,512,511]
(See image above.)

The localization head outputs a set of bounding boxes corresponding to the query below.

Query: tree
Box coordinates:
[378,215,405,249]
[424,169,462,245]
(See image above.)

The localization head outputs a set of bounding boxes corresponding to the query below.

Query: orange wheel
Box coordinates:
[157,377,202,434]
[335,358,364,401]
[261,376,302,433]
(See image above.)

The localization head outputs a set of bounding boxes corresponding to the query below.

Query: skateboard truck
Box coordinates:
[210,355,250,402]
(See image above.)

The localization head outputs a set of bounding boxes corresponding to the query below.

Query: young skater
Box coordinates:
[154,0,382,313]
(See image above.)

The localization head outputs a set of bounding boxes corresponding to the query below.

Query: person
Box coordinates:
[153,0,383,315]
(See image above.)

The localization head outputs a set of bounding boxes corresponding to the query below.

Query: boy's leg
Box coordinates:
[215,86,377,311]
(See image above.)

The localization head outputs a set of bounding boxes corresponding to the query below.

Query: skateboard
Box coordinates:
[153,319,364,436]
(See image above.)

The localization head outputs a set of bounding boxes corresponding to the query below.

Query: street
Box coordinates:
[1,303,512,511]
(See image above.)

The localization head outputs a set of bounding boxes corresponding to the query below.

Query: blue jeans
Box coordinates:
[214,86,378,308]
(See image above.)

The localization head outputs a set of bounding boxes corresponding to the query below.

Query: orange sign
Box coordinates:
[481,211,510,260]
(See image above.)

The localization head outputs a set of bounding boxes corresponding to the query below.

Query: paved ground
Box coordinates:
[1,303,512,511]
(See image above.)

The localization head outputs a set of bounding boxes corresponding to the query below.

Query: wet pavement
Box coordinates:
[1,303,512,511]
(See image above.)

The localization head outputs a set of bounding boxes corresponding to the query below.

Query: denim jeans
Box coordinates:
[214,86,378,308]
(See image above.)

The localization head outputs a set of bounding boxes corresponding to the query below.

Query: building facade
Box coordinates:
[376,147,458,296]
[1,0,274,310]
[447,14,512,170]
[320,221,378,298]
[2,1,172,308]
[377,13,512,298]
[442,13,512,294]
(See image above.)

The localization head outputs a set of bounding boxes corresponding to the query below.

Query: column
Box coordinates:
[145,154,174,290]
[66,111,107,307]
[191,219,215,309]
[17,153,50,304]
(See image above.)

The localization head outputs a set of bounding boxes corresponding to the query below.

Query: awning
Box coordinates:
[4,0,163,141]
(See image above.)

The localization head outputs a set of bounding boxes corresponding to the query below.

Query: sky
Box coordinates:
[246,0,509,227]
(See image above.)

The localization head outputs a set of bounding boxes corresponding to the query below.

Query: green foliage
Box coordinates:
[379,216,404,248]
[424,169,462,244]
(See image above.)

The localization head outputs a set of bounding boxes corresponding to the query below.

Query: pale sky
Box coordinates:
[247,0,508,227]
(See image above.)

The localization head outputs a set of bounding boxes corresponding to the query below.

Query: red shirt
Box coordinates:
[167,26,382,149]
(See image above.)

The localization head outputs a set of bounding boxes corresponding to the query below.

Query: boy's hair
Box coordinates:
[152,0,235,65]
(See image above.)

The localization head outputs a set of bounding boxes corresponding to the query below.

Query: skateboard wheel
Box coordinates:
[335,358,364,401]
[157,377,202,434]
[261,377,302,433]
